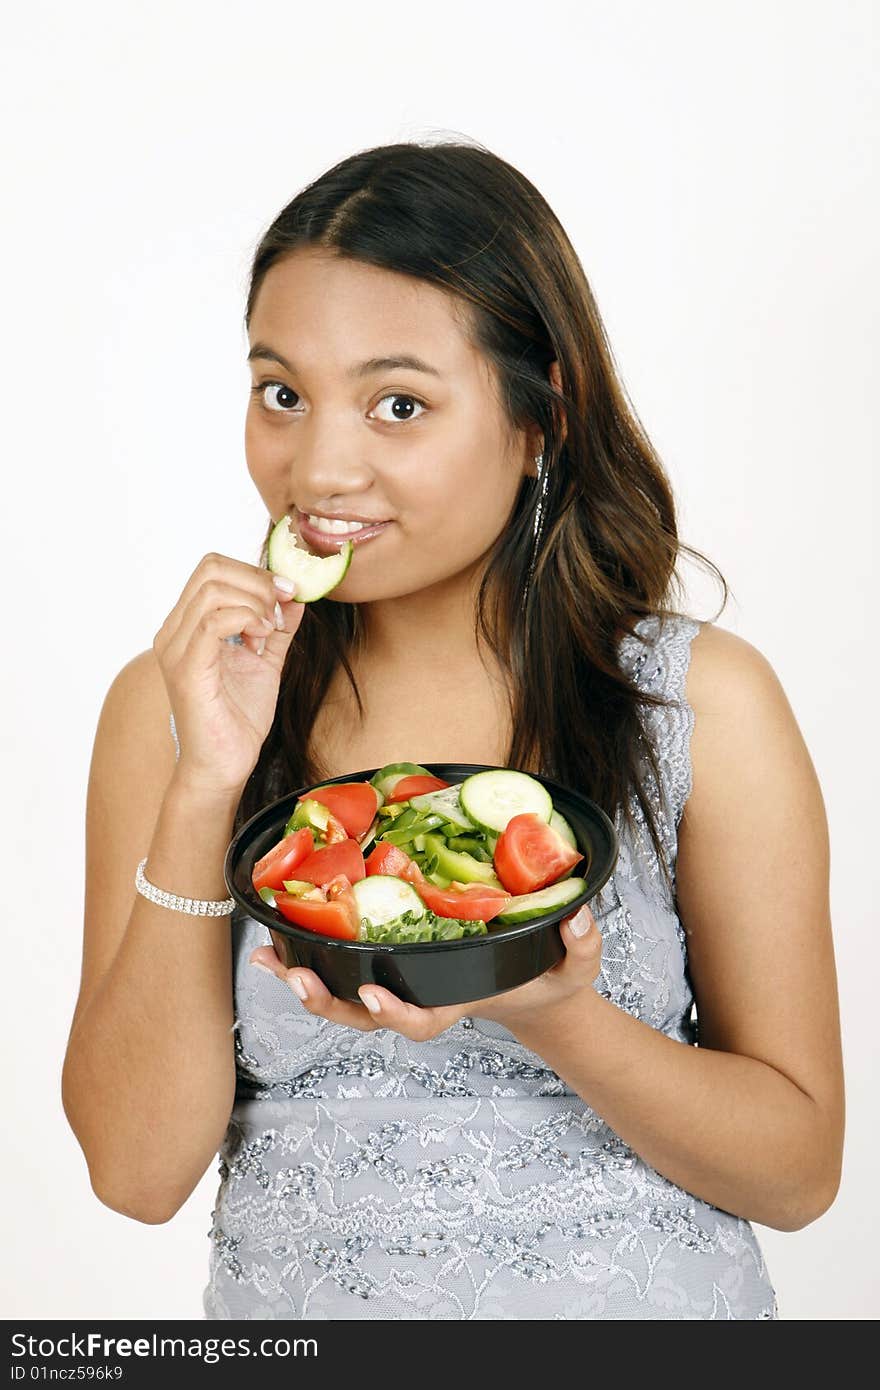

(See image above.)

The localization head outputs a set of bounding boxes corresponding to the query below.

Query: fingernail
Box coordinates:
[289,975,308,1002]
[250,960,276,978]
[256,637,266,656]
[273,600,286,631]
[360,991,381,1015]
[273,575,296,595]
[568,906,593,937]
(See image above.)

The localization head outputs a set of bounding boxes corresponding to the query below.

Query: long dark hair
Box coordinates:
[233,138,728,900]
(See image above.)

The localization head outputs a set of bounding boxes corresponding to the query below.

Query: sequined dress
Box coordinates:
[171,612,778,1319]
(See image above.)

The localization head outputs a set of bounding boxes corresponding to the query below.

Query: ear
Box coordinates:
[549,360,568,446]
[526,360,567,475]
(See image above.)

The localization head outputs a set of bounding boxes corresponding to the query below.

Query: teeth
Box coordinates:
[308,514,371,534]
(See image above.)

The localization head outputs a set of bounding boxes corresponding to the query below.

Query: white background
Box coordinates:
[2,0,876,1320]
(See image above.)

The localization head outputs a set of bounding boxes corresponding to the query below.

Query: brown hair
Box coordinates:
[233,138,728,901]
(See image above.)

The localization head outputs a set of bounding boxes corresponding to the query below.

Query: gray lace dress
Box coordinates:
[172,612,778,1319]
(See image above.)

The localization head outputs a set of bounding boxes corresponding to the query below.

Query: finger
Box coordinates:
[163,579,277,668]
[157,553,295,649]
[356,985,465,1041]
[174,600,277,671]
[258,595,307,667]
[248,949,379,1032]
[556,903,602,975]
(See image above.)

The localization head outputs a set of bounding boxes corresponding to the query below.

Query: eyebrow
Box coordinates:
[247,343,442,378]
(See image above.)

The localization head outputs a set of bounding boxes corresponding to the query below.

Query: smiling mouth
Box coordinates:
[297,512,392,551]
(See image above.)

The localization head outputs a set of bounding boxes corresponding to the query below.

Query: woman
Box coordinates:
[62,140,843,1320]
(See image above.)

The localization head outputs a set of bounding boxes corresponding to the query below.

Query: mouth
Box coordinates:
[296,509,393,552]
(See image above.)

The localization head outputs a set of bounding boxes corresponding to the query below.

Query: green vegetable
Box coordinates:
[379,812,445,846]
[351,875,428,928]
[459,768,553,835]
[267,514,353,601]
[407,784,476,831]
[286,798,330,837]
[281,878,317,897]
[445,835,493,862]
[549,809,577,848]
[362,908,487,944]
[422,832,506,889]
[495,877,588,923]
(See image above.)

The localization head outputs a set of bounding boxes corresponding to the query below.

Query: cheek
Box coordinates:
[408,448,520,548]
[245,413,285,494]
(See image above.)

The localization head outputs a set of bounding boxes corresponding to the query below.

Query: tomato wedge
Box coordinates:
[493,812,583,895]
[299,782,380,840]
[272,884,361,940]
[251,827,315,893]
[365,841,423,882]
[384,774,450,803]
[322,810,350,845]
[416,879,512,922]
[294,838,366,887]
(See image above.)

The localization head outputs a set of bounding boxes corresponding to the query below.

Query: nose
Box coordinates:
[290,407,374,506]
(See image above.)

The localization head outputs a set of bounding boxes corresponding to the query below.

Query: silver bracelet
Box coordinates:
[135,858,236,917]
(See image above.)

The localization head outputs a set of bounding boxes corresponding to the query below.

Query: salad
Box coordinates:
[250,763,589,944]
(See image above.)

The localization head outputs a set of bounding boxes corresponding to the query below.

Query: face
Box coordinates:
[245,247,539,606]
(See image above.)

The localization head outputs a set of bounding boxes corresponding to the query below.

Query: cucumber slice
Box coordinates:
[351,875,428,929]
[369,762,433,798]
[408,784,476,831]
[496,877,588,923]
[267,515,353,602]
[458,770,552,836]
[549,809,577,848]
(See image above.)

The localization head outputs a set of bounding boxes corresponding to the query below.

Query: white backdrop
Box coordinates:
[2,0,876,1320]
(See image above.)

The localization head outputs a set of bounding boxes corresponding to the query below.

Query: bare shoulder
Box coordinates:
[681,621,806,813]
[685,619,785,718]
[679,617,824,869]
[107,645,169,710]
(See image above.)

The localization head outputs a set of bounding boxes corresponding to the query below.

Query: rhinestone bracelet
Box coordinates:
[135,858,236,917]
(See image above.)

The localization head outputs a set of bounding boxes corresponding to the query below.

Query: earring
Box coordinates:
[523,452,550,607]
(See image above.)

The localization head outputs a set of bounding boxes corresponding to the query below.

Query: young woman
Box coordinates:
[62,140,844,1320]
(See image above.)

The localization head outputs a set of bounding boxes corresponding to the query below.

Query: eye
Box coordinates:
[250,381,301,413]
[371,394,426,424]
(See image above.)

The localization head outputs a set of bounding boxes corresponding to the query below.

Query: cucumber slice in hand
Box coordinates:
[267,515,353,602]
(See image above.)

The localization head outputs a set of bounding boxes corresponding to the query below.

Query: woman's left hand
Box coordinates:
[248,901,601,1041]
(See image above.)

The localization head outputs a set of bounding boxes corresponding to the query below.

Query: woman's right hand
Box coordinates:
[153,552,306,796]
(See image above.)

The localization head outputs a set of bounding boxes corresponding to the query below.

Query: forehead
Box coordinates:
[248,247,481,374]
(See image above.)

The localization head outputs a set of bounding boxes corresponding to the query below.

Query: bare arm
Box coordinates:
[61,651,242,1223]
[62,550,305,1224]
[510,624,845,1230]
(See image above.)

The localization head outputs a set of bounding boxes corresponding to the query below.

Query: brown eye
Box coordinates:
[253,382,301,412]
[372,394,426,423]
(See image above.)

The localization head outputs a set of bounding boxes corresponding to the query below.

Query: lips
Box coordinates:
[297,511,392,552]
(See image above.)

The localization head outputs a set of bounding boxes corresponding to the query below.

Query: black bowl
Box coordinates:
[224,763,618,1008]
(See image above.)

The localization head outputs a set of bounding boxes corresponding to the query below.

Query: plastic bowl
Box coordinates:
[224,762,618,1008]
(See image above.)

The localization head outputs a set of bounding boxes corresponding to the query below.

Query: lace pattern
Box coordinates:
[192,612,778,1319]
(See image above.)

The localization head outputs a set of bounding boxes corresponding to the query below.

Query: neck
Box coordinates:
[355,562,498,678]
